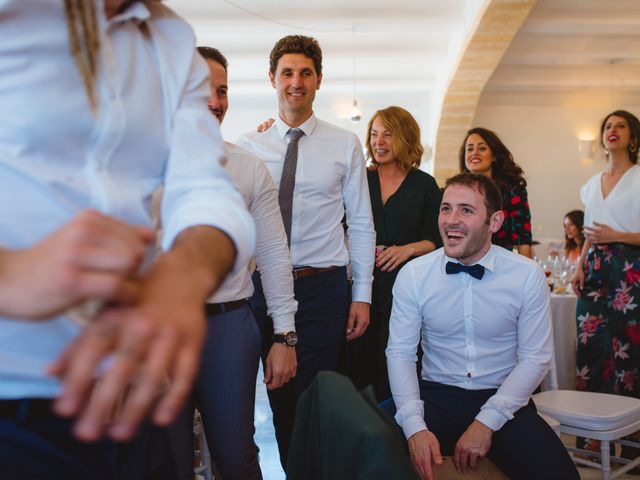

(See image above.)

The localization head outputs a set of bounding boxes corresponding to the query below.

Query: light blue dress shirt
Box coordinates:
[238,114,375,303]
[386,245,553,439]
[0,0,255,398]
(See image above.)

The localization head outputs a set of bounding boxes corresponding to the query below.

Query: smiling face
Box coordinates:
[438,184,503,265]
[369,116,396,165]
[269,53,322,125]
[205,59,228,124]
[602,115,631,153]
[464,133,495,177]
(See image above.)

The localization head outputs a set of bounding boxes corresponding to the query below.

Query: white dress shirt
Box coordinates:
[386,246,553,439]
[0,0,255,398]
[581,164,640,232]
[208,143,297,333]
[237,115,376,302]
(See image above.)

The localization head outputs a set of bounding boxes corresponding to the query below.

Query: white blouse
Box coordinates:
[580,164,640,233]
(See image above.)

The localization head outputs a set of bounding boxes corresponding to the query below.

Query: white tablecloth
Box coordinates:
[543,293,577,390]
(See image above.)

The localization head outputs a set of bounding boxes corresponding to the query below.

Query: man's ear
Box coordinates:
[269,71,276,89]
[316,73,323,90]
[489,209,505,234]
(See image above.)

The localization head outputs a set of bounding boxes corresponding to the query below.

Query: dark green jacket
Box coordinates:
[287,371,419,480]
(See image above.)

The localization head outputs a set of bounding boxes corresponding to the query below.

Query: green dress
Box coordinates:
[345,168,442,401]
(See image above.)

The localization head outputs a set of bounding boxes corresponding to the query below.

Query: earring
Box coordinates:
[630,142,637,153]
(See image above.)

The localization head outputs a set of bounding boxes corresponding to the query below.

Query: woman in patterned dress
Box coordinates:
[572,110,640,457]
[458,127,533,257]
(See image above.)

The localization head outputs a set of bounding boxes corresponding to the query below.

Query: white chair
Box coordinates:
[533,363,640,479]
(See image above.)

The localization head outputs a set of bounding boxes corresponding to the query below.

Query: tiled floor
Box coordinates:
[254,365,286,480]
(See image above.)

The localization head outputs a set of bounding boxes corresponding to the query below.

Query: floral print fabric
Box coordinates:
[576,243,640,397]
[493,183,533,251]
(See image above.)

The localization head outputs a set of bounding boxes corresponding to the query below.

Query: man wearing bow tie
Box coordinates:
[386,173,578,480]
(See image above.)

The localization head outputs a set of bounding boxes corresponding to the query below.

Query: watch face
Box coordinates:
[285,331,298,347]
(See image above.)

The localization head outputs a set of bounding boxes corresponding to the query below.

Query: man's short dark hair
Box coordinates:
[197,46,228,72]
[269,35,322,76]
[444,172,503,218]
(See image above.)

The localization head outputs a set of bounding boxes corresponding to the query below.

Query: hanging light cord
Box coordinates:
[352,25,357,105]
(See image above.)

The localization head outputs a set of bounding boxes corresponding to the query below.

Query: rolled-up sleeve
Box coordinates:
[161,50,255,270]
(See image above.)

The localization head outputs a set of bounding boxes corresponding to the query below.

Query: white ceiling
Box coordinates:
[165,0,640,141]
[481,0,640,107]
[165,0,483,141]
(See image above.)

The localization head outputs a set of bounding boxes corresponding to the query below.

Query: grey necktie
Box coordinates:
[279,128,304,246]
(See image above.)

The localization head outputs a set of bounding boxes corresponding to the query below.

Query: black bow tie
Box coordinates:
[445,261,485,280]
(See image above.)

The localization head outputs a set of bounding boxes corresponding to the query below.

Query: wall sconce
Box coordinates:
[578,138,595,165]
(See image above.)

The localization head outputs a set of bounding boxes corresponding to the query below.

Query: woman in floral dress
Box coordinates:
[458,127,533,257]
[572,110,640,457]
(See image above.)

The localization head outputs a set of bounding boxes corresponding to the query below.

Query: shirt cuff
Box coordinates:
[475,407,508,432]
[271,314,296,334]
[351,281,372,303]
[395,400,427,439]
[398,414,428,440]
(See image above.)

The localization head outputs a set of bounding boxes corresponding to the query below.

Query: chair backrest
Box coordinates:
[545,343,560,391]
[539,329,561,392]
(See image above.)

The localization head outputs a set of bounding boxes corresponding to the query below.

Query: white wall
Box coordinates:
[220,88,431,160]
[473,103,640,240]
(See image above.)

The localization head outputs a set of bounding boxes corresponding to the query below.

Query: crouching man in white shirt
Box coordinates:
[386,173,579,480]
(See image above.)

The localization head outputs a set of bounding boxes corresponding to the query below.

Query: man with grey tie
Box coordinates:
[237,35,375,467]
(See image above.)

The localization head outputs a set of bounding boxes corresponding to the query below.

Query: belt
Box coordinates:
[0,398,54,421]
[205,299,248,316]
[292,266,339,280]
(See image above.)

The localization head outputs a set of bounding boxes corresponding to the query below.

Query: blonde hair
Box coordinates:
[64,0,100,111]
[366,106,424,173]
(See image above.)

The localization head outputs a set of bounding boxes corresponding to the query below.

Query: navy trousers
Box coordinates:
[0,399,175,480]
[384,380,579,480]
[251,266,349,469]
[169,304,262,480]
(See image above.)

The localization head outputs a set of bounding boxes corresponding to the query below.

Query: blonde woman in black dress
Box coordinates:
[347,106,441,401]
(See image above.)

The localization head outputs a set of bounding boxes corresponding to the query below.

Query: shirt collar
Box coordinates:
[443,245,496,274]
[274,114,317,139]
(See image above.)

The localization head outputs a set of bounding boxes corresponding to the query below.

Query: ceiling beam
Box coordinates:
[433,0,537,184]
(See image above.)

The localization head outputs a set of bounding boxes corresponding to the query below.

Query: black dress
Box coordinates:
[345,168,442,401]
